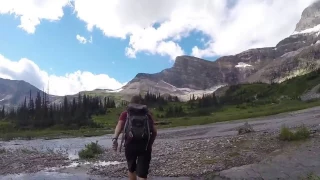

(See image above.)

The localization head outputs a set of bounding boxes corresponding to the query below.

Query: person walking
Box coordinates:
[112,95,157,180]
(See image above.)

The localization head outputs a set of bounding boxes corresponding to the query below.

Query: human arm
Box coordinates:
[113,120,125,140]
[112,112,126,151]
[149,123,157,146]
[148,113,158,147]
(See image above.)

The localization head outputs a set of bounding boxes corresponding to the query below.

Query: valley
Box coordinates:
[1,106,320,179]
[2,1,320,179]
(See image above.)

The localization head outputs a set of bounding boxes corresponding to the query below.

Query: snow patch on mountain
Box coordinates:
[293,24,320,35]
[106,88,123,93]
[160,80,177,89]
[235,62,252,68]
[178,84,227,101]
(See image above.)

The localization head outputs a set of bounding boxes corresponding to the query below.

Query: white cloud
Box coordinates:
[73,0,317,59]
[76,34,92,44]
[0,0,70,34]
[192,0,318,57]
[76,34,86,44]
[0,54,126,96]
[0,0,317,59]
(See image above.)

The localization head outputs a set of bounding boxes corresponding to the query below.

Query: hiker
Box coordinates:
[112,95,157,180]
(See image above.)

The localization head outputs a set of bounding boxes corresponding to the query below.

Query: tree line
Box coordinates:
[0,91,116,129]
[138,91,179,107]
[188,93,219,109]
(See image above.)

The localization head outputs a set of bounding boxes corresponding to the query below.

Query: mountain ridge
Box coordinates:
[0,77,59,108]
[2,1,320,106]
[120,1,320,98]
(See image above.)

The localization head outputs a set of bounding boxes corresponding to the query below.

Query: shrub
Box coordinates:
[301,172,320,180]
[78,141,104,159]
[279,125,310,141]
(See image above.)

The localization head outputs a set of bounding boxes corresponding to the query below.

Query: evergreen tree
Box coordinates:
[1,105,5,119]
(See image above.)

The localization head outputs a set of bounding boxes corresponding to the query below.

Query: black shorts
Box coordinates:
[125,143,152,178]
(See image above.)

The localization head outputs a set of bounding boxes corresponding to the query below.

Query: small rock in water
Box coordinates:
[238,122,255,135]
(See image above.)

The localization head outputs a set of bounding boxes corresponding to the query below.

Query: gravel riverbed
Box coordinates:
[1,108,320,179]
[89,130,284,178]
[0,148,70,175]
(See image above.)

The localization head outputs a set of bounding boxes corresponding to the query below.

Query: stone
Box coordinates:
[238,122,255,135]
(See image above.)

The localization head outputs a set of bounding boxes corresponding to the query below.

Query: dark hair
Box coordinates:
[130,95,142,104]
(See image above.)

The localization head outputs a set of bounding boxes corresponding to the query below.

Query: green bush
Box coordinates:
[279,125,310,141]
[78,141,104,159]
[0,121,15,133]
[301,172,320,180]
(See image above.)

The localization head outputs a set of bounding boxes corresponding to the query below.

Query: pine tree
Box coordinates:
[1,105,5,119]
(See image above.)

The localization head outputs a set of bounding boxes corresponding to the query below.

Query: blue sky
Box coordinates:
[0,0,314,95]
[0,5,216,84]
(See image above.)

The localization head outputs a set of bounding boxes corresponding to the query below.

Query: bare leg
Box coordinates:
[129,171,137,180]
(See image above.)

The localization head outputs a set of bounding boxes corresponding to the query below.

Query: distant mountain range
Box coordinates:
[0,78,60,108]
[2,1,320,107]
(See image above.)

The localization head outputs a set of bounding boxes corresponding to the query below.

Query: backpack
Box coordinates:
[122,103,153,150]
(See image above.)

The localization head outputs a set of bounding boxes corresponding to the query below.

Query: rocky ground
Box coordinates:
[89,130,287,178]
[2,106,320,179]
[0,148,70,175]
[1,124,320,179]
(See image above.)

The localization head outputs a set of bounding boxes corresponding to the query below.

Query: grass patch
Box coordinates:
[300,172,320,180]
[78,141,104,159]
[0,128,112,141]
[202,158,218,165]
[2,100,320,140]
[228,152,241,157]
[279,125,310,141]
[157,100,320,129]
[93,100,320,130]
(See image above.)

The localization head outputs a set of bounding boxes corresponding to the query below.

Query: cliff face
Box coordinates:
[295,0,320,32]
[120,1,320,97]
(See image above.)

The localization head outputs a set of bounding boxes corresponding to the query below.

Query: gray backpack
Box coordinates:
[122,103,152,150]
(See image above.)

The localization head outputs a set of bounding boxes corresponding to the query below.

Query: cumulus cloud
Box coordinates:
[76,34,87,44]
[0,0,317,59]
[76,34,92,44]
[73,0,317,59]
[0,0,70,33]
[0,54,126,96]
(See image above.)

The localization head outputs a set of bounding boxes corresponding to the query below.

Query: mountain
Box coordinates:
[120,1,320,100]
[0,77,123,108]
[2,1,320,105]
[0,78,59,108]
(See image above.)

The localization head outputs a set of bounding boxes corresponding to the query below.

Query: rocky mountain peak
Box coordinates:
[173,55,216,71]
[295,0,320,32]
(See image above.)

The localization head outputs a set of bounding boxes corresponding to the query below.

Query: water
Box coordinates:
[0,135,124,179]
[0,171,105,180]
[0,134,113,159]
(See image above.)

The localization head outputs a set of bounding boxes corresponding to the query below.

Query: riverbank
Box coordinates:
[2,126,318,179]
[90,131,282,178]
[2,100,320,141]
[0,148,70,175]
[0,128,112,141]
[1,105,320,179]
